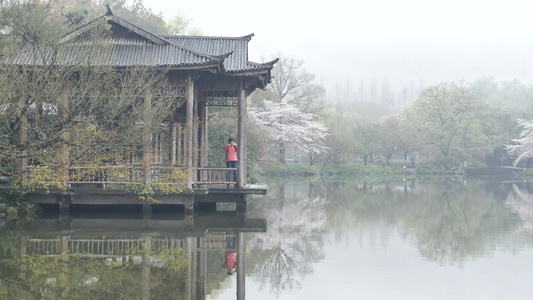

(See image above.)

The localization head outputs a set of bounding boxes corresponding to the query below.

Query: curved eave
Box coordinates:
[225,58,277,76]
[169,61,225,74]
[225,69,271,77]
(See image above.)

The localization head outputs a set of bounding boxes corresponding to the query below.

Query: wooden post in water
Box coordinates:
[142,237,151,300]
[237,232,245,300]
[185,236,194,300]
[197,236,207,299]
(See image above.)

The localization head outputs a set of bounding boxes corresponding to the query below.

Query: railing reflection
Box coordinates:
[0,213,264,300]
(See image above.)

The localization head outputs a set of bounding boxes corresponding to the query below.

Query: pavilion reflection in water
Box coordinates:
[0,212,265,300]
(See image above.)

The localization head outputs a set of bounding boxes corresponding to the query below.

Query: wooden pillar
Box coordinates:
[204,106,209,166]
[171,119,177,166]
[60,87,69,187]
[158,134,163,164]
[186,76,194,189]
[237,79,247,187]
[177,124,183,165]
[193,88,199,169]
[60,236,69,261]
[16,91,28,175]
[199,102,208,167]
[154,134,159,165]
[143,87,153,183]
[18,236,27,259]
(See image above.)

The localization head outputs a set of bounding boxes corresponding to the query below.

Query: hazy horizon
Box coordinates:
[147,0,533,96]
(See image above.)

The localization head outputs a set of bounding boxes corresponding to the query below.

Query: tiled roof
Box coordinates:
[162,34,272,73]
[8,39,223,68]
[5,11,223,69]
[4,9,276,75]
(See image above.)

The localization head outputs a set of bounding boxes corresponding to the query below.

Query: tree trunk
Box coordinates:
[279,142,286,164]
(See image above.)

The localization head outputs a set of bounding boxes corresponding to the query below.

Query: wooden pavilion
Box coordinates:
[9,8,277,193]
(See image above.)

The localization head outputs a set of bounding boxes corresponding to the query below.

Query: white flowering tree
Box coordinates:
[248,100,329,164]
[506,119,533,165]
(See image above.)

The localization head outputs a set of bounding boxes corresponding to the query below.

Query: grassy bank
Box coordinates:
[258,161,463,180]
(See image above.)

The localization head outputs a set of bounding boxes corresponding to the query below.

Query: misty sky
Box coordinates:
[147,0,533,91]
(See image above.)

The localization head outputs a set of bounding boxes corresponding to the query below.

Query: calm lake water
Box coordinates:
[1,178,533,299]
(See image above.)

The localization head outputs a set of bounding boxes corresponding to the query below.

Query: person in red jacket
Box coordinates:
[222,235,237,275]
[223,138,238,187]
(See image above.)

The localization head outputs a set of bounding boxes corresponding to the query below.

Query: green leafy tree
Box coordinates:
[400,82,490,169]
[376,115,404,165]
[352,120,380,166]
[320,110,359,166]
[166,14,203,35]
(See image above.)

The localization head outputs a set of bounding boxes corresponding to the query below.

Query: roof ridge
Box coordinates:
[162,34,254,40]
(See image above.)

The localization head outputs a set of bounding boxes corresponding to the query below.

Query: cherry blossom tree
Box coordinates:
[248,100,329,164]
[506,119,533,165]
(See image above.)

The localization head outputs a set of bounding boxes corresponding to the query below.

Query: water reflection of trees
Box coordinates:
[253,178,532,270]
[506,183,533,232]
[323,178,527,265]
[246,182,327,295]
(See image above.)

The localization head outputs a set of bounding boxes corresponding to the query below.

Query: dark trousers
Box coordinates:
[226,235,237,250]
[226,161,238,182]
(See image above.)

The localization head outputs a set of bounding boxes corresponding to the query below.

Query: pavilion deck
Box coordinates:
[22,165,267,213]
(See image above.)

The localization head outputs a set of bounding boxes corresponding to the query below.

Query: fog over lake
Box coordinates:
[148,0,533,91]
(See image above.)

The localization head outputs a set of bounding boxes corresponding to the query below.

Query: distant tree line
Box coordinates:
[242,53,533,171]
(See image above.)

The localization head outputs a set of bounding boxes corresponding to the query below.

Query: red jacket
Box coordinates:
[223,144,238,161]
[222,251,237,270]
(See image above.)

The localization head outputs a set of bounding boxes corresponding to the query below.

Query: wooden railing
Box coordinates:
[68,165,143,184]
[196,167,238,185]
[26,165,188,185]
[68,165,187,184]
[26,165,236,186]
